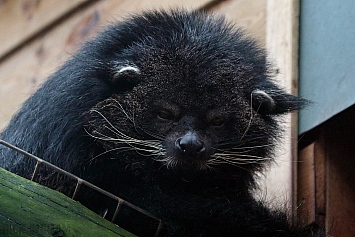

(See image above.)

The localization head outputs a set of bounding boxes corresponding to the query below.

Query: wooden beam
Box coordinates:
[265,0,300,211]
[297,141,316,225]
[314,130,326,227]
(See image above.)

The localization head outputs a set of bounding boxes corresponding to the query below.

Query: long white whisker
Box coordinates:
[207,157,250,171]
[89,110,162,147]
[215,144,273,151]
[239,93,255,141]
[113,100,134,124]
[85,110,164,160]
[214,152,272,160]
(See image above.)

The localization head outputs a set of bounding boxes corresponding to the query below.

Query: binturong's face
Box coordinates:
[84,11,305,174]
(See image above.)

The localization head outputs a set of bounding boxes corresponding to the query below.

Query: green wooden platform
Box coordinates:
[0,168,136,237]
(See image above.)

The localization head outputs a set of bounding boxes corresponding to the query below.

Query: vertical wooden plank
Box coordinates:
[266,0,300,94]
[297,142,316,225]
[313,130,326,227]
[265,0,300,208]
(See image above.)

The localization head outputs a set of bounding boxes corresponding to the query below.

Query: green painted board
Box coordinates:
[0,168,136,237]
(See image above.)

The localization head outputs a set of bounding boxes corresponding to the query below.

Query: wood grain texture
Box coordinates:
[0,0,91,60]
[298,106,355,235]
[297,142,316,225]
[261,0,300,208]
[210,0,266,44]
[0,168,135,237]
[314,131,326,227]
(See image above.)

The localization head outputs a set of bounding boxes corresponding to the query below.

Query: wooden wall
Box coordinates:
[0,0,301,220]
[298,105,355,236]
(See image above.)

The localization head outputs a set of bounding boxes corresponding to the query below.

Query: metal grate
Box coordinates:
[0,139,163,237]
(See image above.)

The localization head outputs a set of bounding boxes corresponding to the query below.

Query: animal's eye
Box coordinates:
[157,110,173,120]
[211,116,226,127]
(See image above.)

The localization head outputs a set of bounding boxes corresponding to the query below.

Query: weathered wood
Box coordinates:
[0,0,213,131]
[212,0,266,44]
[297,142,316,225]
[0,167,135,237]
[298,106,355,235]
[262,0,300,208]
[0,0,91,60]
[313,130,326,227]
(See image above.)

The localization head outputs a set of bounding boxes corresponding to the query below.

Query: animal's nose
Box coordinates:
[175,132,206,157]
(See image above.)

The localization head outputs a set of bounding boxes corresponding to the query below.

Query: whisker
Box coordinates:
[239,93,255,141]
[111,100,166,141]
[86,110,165,161]
[216,143,273,151]
[218,135,272,147]
[90,111,161,143]
[214,152,272,160]
[207,158,250,171]
[211,151,273,165]
[88,129,161,148]
[112,100,136,126]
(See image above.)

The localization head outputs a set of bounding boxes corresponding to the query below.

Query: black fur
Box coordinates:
[1,10,322,237]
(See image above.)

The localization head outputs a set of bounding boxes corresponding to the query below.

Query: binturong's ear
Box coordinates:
[251,81,309,115]
[110,62,142,92]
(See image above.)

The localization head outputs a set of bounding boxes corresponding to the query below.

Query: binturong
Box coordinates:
[0,10,324,237]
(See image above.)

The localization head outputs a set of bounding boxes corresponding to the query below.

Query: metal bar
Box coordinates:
[30,160,41,181]
[154,220,164,237]
[72,178,83,200]
[111,199,124,222]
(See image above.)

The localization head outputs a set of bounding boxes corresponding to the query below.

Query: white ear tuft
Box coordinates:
[251,89,276,113]
[113,65,141,79]
[252,89,275,105]
[117,66,141,74]
[110,63,142,90]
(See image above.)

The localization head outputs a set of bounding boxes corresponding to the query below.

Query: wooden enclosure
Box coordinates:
[298,105,355,236]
